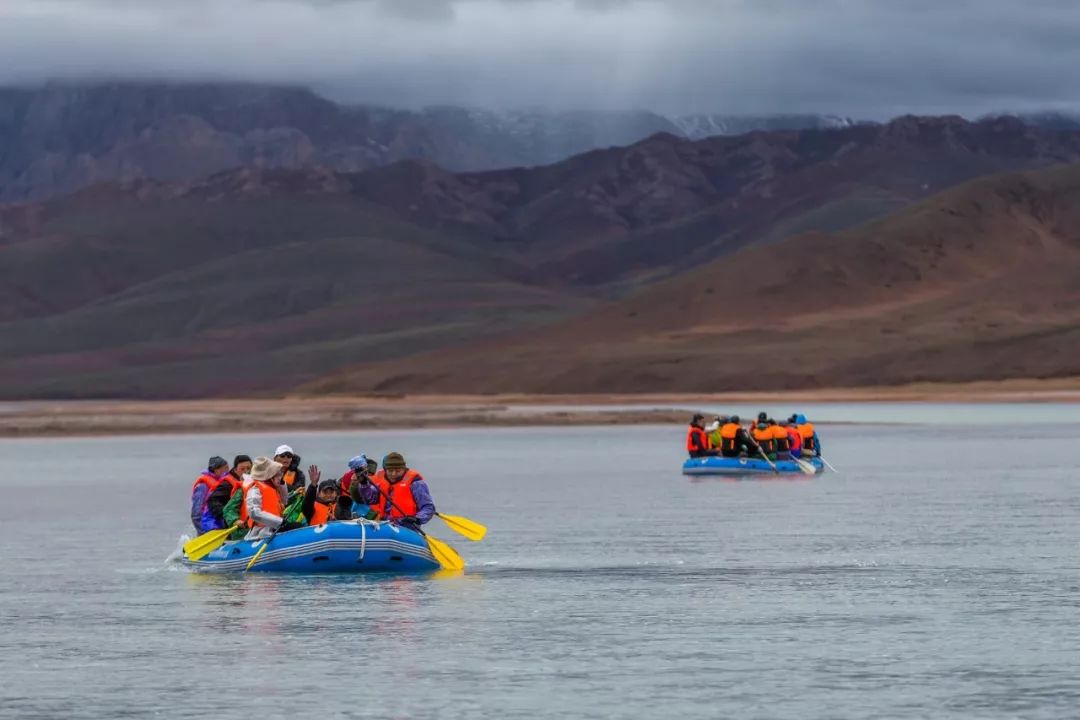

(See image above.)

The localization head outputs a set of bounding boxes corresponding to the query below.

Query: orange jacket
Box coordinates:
[752,425,775,453]
[770,424,790,451]
[309,501,335,526]
[240,479,283,528]
[370,470,421,520]
[719,423,740,452]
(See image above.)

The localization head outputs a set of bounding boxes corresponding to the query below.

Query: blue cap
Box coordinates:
[347,454,369,472]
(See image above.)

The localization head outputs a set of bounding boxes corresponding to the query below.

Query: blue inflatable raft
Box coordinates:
[182,519,440,573]
[682,455,825,476]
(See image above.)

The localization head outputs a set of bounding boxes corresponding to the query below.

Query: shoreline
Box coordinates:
[1,378,1079,438]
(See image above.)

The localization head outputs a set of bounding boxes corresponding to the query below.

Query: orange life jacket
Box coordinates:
[370,469,420,520]
[719,423,739,452]
[239,479,284,528]
[752,425,775,453]
[770,424,789,451]
[309,500,336,526]
[686,426,710,453]
[798,422,816,450]
[283,469,301,490]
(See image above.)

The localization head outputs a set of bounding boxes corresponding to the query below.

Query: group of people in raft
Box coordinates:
[686,412,822,461]
[189,444,435,541]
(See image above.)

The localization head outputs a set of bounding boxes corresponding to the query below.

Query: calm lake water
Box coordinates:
[1,406,1079,719]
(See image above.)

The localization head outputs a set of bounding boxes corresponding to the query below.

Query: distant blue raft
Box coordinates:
[182,520,439,573]
[682,455,825,476]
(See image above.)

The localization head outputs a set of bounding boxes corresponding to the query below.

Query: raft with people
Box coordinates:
[683,411,833,476]
[177,448,485,574]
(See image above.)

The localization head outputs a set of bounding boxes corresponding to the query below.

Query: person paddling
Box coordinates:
[792,414,821,457]
[769,419,791,460]
[783,420,803,459]
[356,452,436,532]
[190,456,230,534]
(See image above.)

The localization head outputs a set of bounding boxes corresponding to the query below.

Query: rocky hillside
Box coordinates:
[0,83,875,202]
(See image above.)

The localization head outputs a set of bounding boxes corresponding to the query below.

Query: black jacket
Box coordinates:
[206,471,243,525]
[301,484,353,524]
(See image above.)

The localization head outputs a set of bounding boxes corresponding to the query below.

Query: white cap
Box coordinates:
[274,444,294,456]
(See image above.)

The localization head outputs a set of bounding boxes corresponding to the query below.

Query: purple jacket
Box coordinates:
[351,473,435,527]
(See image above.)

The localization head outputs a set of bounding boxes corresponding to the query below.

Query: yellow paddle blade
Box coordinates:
[183,527,234,562]
[793,458,817,476]
[245,540,270,572]
[437,512,487,542]
[424,533,465,571]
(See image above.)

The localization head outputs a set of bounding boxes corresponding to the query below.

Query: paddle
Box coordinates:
[791,456,817,476]
[244,494,304,572]
[183,525,236,562]
[818,455,839,474]
[752,438,779,475]
[368,482,466,571]
[436,512,486,542]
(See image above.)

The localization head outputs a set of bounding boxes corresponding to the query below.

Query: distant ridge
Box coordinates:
[3,112,1080,397]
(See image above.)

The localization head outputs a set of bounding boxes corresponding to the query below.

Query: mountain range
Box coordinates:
[2,98,1080,399]
[0,83,865,202]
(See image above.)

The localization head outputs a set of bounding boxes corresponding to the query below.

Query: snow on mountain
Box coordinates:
[670,113,859,140]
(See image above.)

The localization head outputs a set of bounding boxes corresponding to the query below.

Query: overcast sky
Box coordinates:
[2,0,1079,118]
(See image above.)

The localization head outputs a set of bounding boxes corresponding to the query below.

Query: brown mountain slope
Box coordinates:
[302,163,1080,394]
[0,169,591,398]
[344,114,1080,285]
[5,116,1080,398]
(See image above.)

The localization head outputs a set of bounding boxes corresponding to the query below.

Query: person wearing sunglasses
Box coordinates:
[273,444,306,496]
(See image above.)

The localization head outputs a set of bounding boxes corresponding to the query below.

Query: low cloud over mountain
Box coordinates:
[4,1,1080,117]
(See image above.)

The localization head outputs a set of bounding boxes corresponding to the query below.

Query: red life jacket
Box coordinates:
[370,469,421,520]
[786,427,802,452]
[686,426,710,453]
[239,479,284,528]
[339,470,359,495]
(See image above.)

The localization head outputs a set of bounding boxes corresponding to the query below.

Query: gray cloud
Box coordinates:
[2,0,1080,118]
